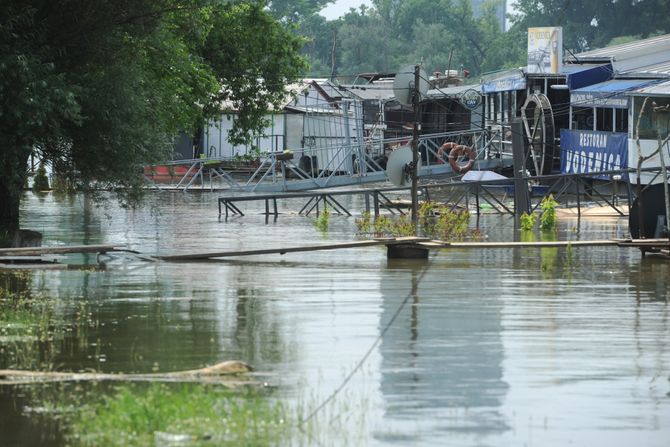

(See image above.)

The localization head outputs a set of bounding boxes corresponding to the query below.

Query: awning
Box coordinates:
[571,78,660,108]
[481,69,526,93]
[563,63,613,90]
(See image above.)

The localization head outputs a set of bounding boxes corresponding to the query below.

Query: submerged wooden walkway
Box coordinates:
[156,238,670,261]
[1,239,668,265]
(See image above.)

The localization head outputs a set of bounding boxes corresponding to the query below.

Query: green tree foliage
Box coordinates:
[268,0,334,23]
[299,0,670,80]
[508,0,670,52]
[302,0,512,79]
[0,0,306,230]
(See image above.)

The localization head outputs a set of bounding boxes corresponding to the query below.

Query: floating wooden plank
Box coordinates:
[0,360,252,386]
[0,263,69,270]
[0,255,63,264]
[614,238,670,248]
[157,237,429,261]
[442,240,619,249]
[0,244,122,257]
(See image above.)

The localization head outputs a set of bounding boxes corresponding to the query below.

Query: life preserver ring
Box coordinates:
[437,142,458,164]
[448,145,476,173]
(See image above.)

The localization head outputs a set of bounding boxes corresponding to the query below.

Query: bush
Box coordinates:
[540,195,558,231]
[315,208,330,232]
[520,212,537,231]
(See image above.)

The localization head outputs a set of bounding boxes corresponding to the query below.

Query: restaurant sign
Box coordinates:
[560,129,628,180]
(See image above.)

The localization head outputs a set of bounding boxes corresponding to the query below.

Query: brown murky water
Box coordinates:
[1,190,669,446]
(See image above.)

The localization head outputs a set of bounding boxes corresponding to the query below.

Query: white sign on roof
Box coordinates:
[527,27,563,74]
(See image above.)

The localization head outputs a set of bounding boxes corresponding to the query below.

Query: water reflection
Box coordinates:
[377,260,509,444]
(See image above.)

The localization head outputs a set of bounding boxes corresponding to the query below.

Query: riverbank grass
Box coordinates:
[66,383,290,446]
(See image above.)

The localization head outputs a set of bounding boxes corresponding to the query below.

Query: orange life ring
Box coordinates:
[437,142,458,164]
[448,145,476,173]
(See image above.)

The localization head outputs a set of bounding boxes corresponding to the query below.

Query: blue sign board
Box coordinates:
[560,129,628,180]
[481,73,526,93]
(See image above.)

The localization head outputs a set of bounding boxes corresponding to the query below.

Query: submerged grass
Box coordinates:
[65,383,291,446]
[0,287,62,371]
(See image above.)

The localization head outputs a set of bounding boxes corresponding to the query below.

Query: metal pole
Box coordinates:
[511,118,530,222]
[342,100,353,175]
[411,65,420,230]
[653,103,670,239]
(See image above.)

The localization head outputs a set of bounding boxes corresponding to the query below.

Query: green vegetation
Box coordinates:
[509,0,670,52]
[373,215,392,236]
[540,195,559,232]
[296,0,670,80]
[0,285,56,370]
[315,208,331,232]
[0,1,306,231]
[64,383,290,447]
[355,211,372,233]
[357,202,474,240]
[520,212,537,231]
[417,202,472,240]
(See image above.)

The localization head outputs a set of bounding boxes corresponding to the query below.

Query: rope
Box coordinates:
[300,253,436,425]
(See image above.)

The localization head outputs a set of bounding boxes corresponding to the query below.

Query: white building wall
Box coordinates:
[204,113,288,159]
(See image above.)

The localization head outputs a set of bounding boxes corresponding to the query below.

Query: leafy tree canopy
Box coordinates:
[0,0,306,230]
[509,0,670,52]
[298,0,670,80]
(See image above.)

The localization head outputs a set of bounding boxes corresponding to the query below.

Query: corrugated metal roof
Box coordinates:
[630,79,670,96]
[620,60,670,77]
[339,85,395,101]
[427,84,481,98]
[576,33,670,59]
[572,34,670,74]
[217,81,315,112]
[315,81,345,99]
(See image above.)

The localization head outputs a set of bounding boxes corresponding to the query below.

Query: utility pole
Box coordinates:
[411,64,420,229]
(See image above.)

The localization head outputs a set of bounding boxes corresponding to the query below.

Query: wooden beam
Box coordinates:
[444,240,619,249]
[0,245,122,257]
[156,237,429,261]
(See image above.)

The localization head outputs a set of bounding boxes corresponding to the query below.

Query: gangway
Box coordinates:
[237,129,511,193]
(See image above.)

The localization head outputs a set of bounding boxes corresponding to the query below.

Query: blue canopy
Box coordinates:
[563,63,613,90]
[571,78,660,108]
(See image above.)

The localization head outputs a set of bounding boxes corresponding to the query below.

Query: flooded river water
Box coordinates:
[1,190,669,446]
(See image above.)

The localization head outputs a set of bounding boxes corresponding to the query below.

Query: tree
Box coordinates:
[267,0,333,23]
[0,0,306,231]
[509,0,670,52]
